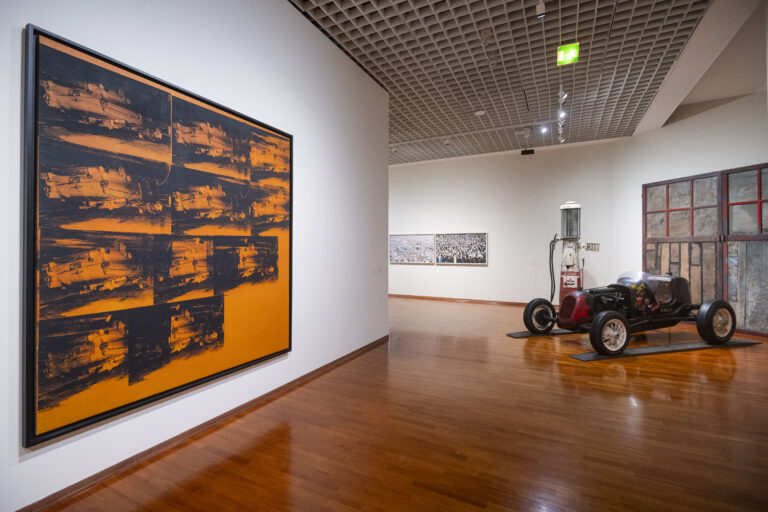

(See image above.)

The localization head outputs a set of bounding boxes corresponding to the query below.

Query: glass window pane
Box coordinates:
[763,203,767,234]
[693,207,717,236]
[668,181,690,209]
[729,204,759,235]
[668,210,691,237]
[646,212,666,238]
[646,185,666,211]
[762,168,767,200]
[728,170,758,203]
[693,177,717,207]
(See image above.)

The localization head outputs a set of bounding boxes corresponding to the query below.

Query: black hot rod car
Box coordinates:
[523,271,737,355]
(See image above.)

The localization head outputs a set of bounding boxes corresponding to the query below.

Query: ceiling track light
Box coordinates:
[556,84,567,144]
[540,125,548,134]
[536,0,546,19]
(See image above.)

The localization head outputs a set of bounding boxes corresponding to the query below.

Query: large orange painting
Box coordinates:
[23,26,292,446]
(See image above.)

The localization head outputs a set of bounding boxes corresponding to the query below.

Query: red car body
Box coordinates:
[557,291,591,330]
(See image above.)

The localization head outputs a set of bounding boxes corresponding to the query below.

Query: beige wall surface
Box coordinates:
[0,1,389,510]
[389,93,768,303]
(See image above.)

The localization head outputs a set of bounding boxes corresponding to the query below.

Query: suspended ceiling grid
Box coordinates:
[289,0,711,164]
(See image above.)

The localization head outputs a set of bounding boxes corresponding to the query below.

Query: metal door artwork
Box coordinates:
[643,164,768,335]
[724,167,768,334]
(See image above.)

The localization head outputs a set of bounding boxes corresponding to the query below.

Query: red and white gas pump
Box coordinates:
[549,202,599,304]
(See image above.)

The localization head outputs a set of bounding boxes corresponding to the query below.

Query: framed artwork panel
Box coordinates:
[389,234,435,264]
[23,25,292,446]
[435,233,488,265]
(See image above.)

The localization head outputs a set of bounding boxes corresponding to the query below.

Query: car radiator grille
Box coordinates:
[560,296,576,319]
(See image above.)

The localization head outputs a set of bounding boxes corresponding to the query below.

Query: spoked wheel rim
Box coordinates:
[601,319,627,351]
[712,308,733,338]
[532,305,552,330]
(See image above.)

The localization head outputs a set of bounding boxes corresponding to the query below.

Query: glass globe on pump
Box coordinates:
[561,201,581,239]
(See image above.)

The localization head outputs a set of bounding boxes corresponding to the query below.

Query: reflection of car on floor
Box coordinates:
[523,271,737,355]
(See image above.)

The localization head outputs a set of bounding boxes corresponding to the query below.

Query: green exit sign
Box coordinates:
[557,43,579,65]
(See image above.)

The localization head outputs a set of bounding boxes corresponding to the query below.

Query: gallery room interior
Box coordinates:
[1,0,767,510]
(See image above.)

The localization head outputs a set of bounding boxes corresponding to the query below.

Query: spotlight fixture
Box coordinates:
[540,125,548,134]
[474,109,486,117]
[518,126,534,154]
[558,109,566,119]
[536,0,546,18]
[558,87,568,104]
[559,136,565,143]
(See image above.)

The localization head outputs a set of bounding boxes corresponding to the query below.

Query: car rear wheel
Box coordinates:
[523,298,556,334]
[589,311,630,355]
[696,299,736,344]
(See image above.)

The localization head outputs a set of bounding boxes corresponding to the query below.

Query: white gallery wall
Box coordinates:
[390,92,768,303]
[0,0,389,510]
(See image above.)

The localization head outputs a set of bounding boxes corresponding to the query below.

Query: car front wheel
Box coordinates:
[589,311,630,355]
[696,299,736,344]
[523,298,556,334]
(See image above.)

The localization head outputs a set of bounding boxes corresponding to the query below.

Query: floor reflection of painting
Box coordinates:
[26,27,292,446]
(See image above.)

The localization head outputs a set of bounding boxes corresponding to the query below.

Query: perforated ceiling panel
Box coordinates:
[289,0,711,164]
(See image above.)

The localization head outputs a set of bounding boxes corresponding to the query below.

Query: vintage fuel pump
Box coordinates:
[549,202,599,304]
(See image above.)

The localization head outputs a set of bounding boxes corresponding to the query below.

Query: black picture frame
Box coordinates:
[22,24,293,447]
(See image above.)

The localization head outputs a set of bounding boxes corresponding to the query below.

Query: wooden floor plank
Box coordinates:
[38,297,768,511]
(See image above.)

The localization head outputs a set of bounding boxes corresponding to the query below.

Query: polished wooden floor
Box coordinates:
[43,298,768,511]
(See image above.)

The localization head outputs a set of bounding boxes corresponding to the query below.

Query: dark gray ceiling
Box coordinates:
[289,0,711,163]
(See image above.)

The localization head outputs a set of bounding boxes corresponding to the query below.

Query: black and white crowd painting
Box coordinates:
[436,233,487,265]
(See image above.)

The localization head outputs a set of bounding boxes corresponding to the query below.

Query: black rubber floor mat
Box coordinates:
[570,339,761,361]
[506,328,575,338]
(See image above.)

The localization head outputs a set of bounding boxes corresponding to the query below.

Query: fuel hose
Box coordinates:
[549,234,558,302]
